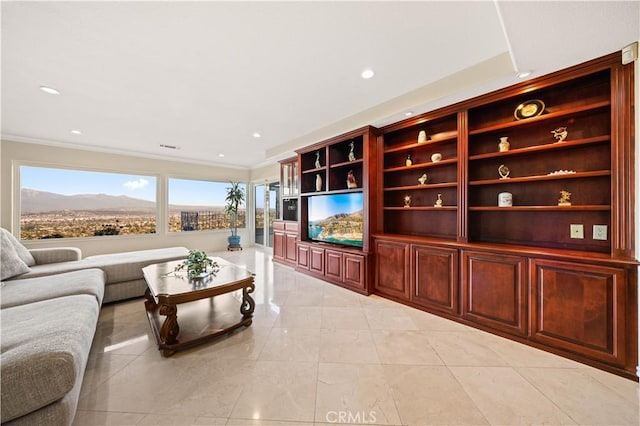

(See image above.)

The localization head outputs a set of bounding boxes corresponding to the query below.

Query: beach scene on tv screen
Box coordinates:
[308,193,363,247]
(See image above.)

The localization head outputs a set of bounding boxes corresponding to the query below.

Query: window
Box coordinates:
[20,166,157,239]
[168,179,246,232]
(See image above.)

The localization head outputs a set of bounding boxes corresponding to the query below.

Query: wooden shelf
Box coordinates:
[302,166,326,174]
[468,100,610,135]
[330,159,363,169]
[384,132,457,154]
[469,205,611,211]
[384,206,457,211]
[468,135,610,160]
[469,170,611,185]
[384,158,457,172]
[384,182,457,191]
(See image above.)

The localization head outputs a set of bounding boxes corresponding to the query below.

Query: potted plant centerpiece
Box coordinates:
[173,249,218,278]
[224,181,245,250]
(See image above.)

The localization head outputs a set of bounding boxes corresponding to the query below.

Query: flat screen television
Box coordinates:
[307,192,364,247]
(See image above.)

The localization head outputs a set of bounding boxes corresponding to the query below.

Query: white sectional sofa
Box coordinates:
[0,228,189,425]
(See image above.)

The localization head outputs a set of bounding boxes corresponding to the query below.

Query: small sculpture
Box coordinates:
[406,154,413,167]
[346,170,357,188]
[404,195,412,208]
[348,141,356,162]
[418,130,428,144]
[434,194,443,208]
[552,127,568,143]
[315,151,321,168]
[418,174,428,185]
[499,136,510,152]
[431,153,442,162]
[498,164,510,179]
[315,174,323,191]
[558,190,572,206]
[498,192,513,207]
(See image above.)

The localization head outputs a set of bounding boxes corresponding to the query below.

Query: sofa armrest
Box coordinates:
[29,247,82,264]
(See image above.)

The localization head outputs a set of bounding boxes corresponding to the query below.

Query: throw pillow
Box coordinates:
[1,232,31,280]
[0,228,35,266]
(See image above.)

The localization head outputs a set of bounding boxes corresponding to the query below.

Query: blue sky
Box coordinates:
[21,166,245,206]
[308,192,363,221]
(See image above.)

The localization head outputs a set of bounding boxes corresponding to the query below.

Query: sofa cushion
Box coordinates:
[1,234,30,281]
[0,269,105,309]
[84,247,188,283]
[0,295,100,423]
[8,260,90,281]
[1,228,35,267]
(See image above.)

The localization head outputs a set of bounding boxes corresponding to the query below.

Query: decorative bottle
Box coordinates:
[499,137,510,152]
[315,174,323,191]
[406,154,412,167]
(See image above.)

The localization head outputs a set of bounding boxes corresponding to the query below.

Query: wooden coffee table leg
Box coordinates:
[240,283,255,319]
[159,304,179,345]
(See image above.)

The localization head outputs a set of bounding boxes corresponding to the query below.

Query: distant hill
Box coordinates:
[20,188,224,213]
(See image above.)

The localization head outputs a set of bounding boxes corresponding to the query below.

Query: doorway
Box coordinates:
[254,181,280,247]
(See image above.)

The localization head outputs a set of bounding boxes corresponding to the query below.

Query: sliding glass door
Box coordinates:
[254,181,280,248]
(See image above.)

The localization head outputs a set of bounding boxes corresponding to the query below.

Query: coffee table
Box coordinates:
[142,257,255,356]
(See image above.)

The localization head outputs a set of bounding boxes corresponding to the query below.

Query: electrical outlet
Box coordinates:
[593,224,608,240]
[570,224,584,239]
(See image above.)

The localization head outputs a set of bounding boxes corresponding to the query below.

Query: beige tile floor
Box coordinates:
[75,247,639,426]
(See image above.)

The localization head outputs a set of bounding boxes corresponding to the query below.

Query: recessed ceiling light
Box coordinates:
[517,71,532,79]
[404,111,413,117]
[218,153,225,158]
[252,132,261,138]
[361,69,375,79]
[70,130,82,135]
[39,86,60,95]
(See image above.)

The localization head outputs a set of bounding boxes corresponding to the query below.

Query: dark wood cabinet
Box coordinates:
[325,249,343,281]
[531,258,629,368]
[461,250,528,336]
[411,244,458,314]
[374,239,410,299]
[273,221,297,266]
[296,241,368,293]
[296,243,310,270]
[343,253,366,291]
[309,246,325,275]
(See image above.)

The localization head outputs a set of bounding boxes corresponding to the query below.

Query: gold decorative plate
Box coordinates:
[514,99,545,120]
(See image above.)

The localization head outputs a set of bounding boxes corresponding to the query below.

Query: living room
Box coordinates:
[2,1,640,425]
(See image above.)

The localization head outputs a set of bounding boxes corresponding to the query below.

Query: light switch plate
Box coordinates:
[570,224,584,239]
[593,224,608,240]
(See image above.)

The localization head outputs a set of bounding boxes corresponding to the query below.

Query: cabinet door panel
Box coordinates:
[531,259,627,366]
[343,253,366,291]
[297,244,310,270]
[310,247,325,275]
[273,231,285,260]
[411,245,458,314]
[462,250,527,336]
[325,249,343,281]
[285,233,297,263]
[374,240,410,299]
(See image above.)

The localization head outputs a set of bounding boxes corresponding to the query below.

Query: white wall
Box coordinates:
[0,140,253,256]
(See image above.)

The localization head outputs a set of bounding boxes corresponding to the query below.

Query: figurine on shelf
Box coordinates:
[348,141,356,162]
[418,173,428,185]
[434,193,443,208]
[498,192,513,207]
[346,170,357,188]
[431,152,442,162]
[499,136,510,152]
[498,164,510,179]
[406,154,413,167]
[418,130,428,144]
[404,195,412,208]
[558,190,572,206]
[315,151,321,168]
[315,174,323,191]
[552,127,568,143]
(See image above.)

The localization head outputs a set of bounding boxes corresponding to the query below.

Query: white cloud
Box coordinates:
[123,178,149,190]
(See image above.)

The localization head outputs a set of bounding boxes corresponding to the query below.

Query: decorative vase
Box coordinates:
[434,193,443,207]
[346,170,357,188]
[418,130,427,144]
[499,137,510,152]
[431,153,442,162]
[498,192,513,207]
[315,151,321,168]
[405,154,412,167]
[315,174,323,191]
[228,235,241,246]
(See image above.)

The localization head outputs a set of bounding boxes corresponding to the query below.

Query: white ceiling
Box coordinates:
[2,1,638,169]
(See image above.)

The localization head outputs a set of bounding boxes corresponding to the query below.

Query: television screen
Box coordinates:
[308,192,364,247]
